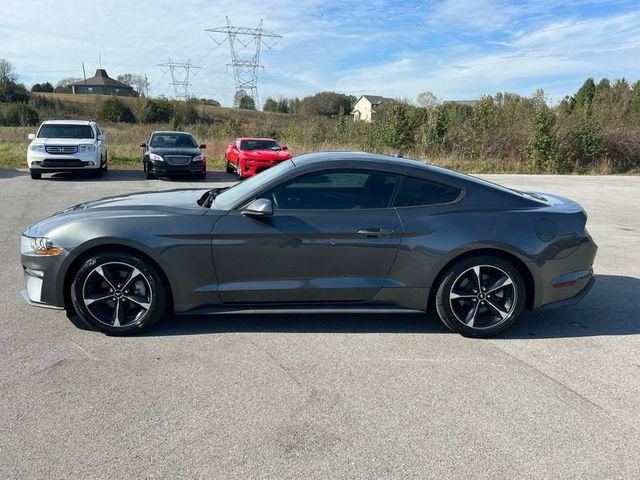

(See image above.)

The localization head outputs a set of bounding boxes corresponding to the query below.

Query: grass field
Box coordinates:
[0,124,538,174]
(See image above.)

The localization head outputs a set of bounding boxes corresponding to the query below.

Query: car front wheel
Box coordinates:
[70,252,170,335]
[435,255,526,338]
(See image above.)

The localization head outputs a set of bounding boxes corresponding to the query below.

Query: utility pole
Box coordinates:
[156,58,201,100]
[206,17,282,109]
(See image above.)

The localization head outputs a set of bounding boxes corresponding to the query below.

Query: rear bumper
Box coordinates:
[530,235,598,309]
[538,276,595,310]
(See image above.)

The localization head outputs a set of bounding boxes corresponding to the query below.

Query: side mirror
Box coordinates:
[28,133,36,140]
[200,144,207,149]
[98,134,106,141]
[282,146,288,151]
[241,198,273,217]
[139,142,147,148]
[230,144,237,150]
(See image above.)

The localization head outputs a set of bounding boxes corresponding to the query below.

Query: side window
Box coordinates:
[394,176,461,207]
[263,170,399,210]
[94,124,102,137]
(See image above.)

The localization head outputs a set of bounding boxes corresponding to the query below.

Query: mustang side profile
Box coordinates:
[224,137,293,179]
[20,152,597,337]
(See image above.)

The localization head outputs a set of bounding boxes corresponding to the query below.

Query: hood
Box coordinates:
[25,189,214,238]
[149,146,203,156]
[75,188,209,210]
[31,138,97,145]
[241,149,293,161]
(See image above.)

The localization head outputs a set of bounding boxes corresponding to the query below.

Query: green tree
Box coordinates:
[3,103,39,126]
[574,78,596,111]
[140,97,174,123]
[301,91,355,117]
[526,106,558,172]
[263,97,278,112]
[98,97,135,123]
[31,82,54,93]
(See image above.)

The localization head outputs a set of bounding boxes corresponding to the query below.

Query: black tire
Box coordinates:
[30,170,41,180]
[70,251,170,336]
[102,153,108,172]
[435,255,526,338]
[195,170,206,179]
[146,164,156,180]
[92,167,103,178]
[225,156,234,173]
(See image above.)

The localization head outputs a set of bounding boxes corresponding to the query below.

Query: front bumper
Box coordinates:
[21,252,68,310]
[28,152,101,171]
[149,160,205,175]
[241,159,287,177]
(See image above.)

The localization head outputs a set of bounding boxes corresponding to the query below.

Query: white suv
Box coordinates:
[27,120,108,179]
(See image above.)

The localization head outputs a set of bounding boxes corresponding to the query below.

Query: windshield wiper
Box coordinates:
[197,187,230,208]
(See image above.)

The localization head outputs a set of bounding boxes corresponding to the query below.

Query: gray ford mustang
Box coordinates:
[20,152,597,337]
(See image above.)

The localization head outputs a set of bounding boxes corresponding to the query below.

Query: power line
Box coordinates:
[156,58,201,100]
[205,17,282,109]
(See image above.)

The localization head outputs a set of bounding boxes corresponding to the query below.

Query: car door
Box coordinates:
[211,169,404,304]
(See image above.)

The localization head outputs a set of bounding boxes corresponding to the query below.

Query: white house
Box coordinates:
[352,95,395,122]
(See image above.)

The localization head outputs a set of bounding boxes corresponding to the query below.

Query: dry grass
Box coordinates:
[2,122,636,174]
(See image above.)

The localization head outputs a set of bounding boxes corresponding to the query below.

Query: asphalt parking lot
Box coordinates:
[1,168,639,479]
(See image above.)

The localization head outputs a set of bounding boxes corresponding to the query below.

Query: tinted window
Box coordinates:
[394,177,461,207]
[240,139,280,150]
[263,170,399,210]
[38,124,94,139]
[150,133,197,148]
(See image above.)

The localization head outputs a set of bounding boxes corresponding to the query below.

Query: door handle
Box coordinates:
[357,228,394,237]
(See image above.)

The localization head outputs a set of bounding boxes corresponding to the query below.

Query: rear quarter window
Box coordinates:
[394,176,461,207]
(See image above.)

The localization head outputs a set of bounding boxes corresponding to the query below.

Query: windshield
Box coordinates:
[240,139,280,151]
[150,133,198,148]
[38,124,94,139]
[212,159,295,210]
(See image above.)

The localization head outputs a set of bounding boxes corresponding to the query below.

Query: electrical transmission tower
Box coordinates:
[206,17,282,108]
[157,58,201,100]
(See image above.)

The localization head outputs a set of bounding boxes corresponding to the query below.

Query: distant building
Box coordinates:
[352,95,395,122]
[70,69,135,97]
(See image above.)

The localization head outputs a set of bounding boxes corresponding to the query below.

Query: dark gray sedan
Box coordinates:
[20,152,597,337]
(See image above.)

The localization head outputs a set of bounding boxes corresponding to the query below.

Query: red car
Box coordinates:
[224,137,293,179]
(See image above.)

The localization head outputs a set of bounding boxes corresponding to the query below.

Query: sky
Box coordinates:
[1,0,640,107]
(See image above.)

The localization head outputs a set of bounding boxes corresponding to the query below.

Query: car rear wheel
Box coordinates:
[435,255,525,338]
[30,170,41,180]
[70,252,169,335]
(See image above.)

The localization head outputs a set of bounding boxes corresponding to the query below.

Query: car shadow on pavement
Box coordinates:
[43,169,237,183]
[497,274,640,339]
[140,274,640,338]
[0,169,28,179]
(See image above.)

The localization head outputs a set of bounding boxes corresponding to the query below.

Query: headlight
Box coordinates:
[29,144,45,152]
[193,155,203,162]
[78,144,96,152]
[21,235,65,256]
[149,153,163,161]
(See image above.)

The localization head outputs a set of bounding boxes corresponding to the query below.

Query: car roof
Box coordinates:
[237,137,277,141]
[150,131,194,136]
[42,120,94,125]
[291,151,525,197]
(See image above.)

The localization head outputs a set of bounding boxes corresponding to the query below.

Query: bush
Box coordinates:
[140,98,173,123]
[98,97,135,123]
[2,103,39,126]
